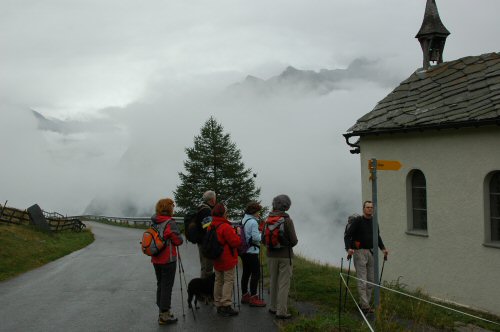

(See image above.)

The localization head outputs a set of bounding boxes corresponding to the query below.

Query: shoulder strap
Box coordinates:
[242,217,256,227]
[242,217,259,248]
[151,221,167,241]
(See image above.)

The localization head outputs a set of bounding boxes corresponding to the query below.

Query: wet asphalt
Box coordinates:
[0,221,280,332]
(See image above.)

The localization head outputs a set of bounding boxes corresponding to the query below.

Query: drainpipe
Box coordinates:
[343,133,360,154]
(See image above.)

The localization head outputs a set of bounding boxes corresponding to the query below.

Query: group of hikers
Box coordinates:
[147,191,387,325]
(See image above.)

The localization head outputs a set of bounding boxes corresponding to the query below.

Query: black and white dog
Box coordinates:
[187,272,215,309]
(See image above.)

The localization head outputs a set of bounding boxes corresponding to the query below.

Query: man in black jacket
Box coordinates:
[345,201,388,313]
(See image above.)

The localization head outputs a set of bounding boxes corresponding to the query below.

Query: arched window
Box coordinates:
[410,170,427,231]
[490,172,500,242]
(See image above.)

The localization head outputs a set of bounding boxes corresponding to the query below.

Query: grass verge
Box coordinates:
[0,223,94,282]
[282,255,500,332]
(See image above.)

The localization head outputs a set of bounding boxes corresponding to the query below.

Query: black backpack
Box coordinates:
[183,208,200,244]
[201,224,223,259]
[344,213,360,250]
[184,204,212,244]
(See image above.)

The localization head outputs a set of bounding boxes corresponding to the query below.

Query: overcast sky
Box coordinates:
[1,0,499,264]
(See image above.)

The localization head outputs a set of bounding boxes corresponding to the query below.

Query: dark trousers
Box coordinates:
[154,262,177,312]
[240,253,260,295]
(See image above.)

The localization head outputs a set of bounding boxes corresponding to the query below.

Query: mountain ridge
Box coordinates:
[227,57,401,96]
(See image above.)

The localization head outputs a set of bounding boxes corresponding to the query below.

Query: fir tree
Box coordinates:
[174,116,260,218]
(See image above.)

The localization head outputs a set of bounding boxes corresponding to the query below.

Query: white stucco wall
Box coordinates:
[358,126,500,316]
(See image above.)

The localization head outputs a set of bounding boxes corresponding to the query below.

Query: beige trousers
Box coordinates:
[214,268,235,307]
[268,257,293,316]
[353,249,374,309]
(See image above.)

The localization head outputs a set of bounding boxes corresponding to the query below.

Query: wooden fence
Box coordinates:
[0,204,85,232]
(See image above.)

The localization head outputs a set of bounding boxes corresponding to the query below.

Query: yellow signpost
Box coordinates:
[368,159,402,171]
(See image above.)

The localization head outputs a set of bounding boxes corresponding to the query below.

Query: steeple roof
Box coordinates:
[416,0,450,38]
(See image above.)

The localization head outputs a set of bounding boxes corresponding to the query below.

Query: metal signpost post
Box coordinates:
[369,158,401,316]
[370,159,380,311]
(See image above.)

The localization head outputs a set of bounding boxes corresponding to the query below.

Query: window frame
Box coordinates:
[406,169,428,236]
[484,171,500,247]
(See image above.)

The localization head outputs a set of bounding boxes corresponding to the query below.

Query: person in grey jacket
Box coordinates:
[240,201,266,307]
[262,194,298,319]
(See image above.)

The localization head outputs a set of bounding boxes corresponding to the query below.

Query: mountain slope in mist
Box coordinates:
[31,109,119,135]
[227,58,402,96]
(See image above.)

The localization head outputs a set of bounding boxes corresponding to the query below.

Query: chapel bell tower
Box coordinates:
[415,0,450,70]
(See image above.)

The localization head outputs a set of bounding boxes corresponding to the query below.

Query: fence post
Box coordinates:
[0,200,7,220]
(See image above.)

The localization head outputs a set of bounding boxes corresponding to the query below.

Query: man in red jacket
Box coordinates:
[151,198,183,325]
[210,203,241,317]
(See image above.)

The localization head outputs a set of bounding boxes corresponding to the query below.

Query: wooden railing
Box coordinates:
[0,203,188,232]
[0,206,30,225]
[0,204,85,232]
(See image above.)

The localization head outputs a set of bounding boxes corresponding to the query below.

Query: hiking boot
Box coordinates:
[158,311,178,325]
[249,295,266,307]
[218,305,239,317]
[241,292,251,304]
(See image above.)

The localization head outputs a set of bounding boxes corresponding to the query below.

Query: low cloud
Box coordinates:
[2,63,394,265]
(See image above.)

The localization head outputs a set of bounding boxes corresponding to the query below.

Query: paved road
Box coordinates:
[0,221,279,331]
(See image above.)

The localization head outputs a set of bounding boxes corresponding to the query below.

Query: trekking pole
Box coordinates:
[177,249,195,320]
[259,245,264,299]
[339,257,343,331]
[235,263,241,310]
[177,253,186,319]
[343,254,352,311]
[288,247,298,301]
[177,250,190,294]
[231,265,238,309]
[379,254,387,286]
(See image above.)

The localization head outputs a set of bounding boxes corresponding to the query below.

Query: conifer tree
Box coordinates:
[174,116,260,218]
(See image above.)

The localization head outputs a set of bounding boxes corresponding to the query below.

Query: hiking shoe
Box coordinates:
[241,292,251,304]
[218,305,239,317]
[158,311,178,325]
[249,295,266,307]
[275,313,292,319]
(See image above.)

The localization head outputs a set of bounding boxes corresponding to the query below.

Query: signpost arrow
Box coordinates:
[369,159,402,171]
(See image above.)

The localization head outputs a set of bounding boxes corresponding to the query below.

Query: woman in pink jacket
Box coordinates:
[210,203,241,317]
[151,198,183,325]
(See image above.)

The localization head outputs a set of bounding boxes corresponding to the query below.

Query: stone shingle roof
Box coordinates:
[346,52,500,136]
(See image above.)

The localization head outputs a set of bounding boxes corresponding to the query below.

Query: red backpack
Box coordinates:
[263,216,286,250]
[141,222,170,256]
